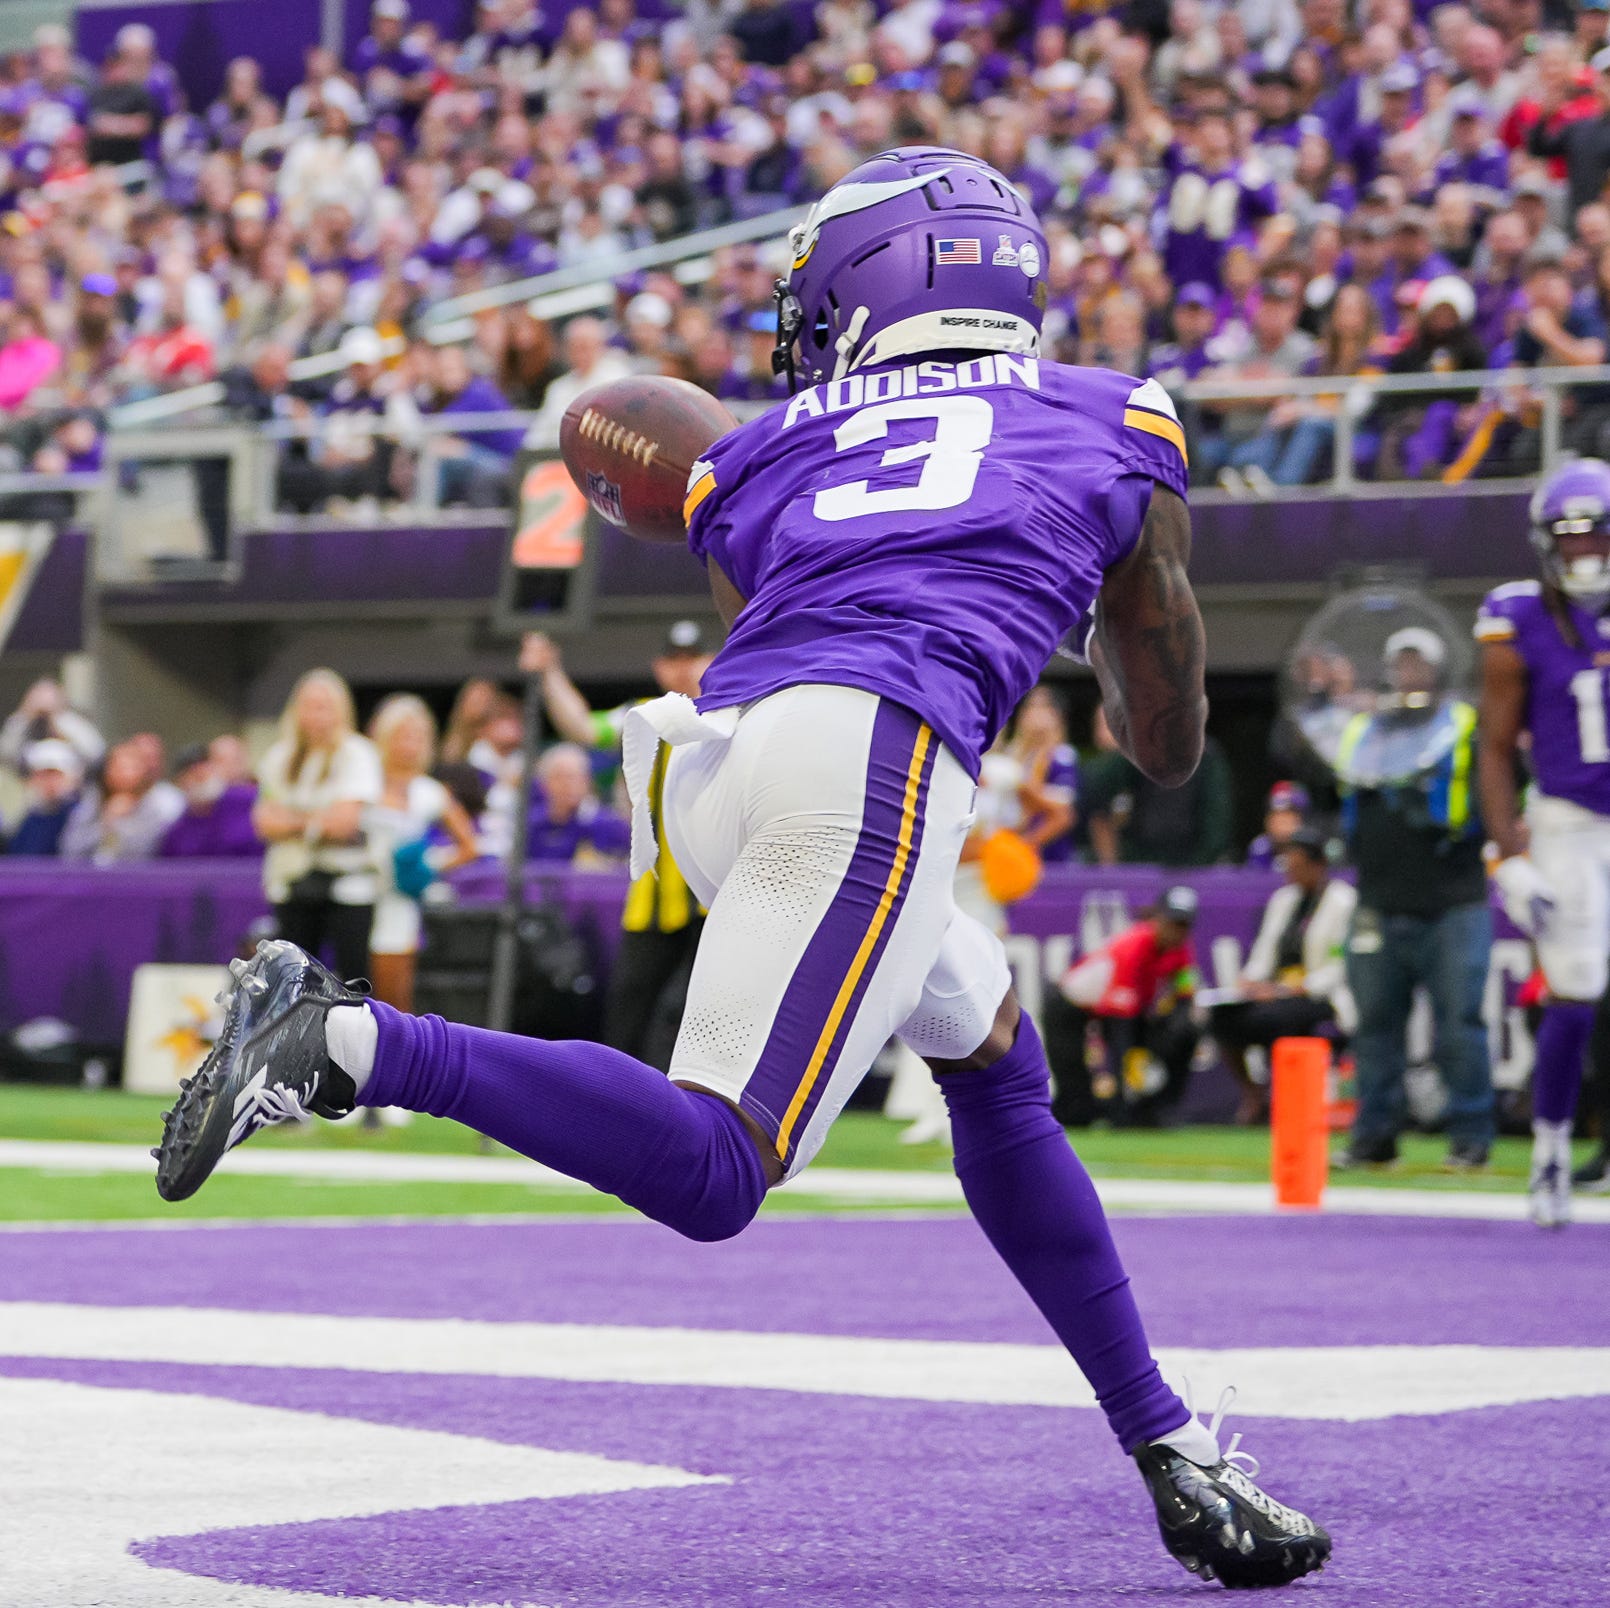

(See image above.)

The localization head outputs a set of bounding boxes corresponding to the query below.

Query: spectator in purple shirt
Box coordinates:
[428,343,522,507]
[526,744,630,863]
[1250,66,1305,182]
[1155,109,1278,292]
[3,739,83,858]
[206,58,273,152]
[1246,782,1311,870]
[1288,124,1355,228]
[730,0,804,68]
[17,25,89,149]
[1341,213,1395,327]
[354,0,434,121]
[1373,208,1456,329]
[742,94,807,207]
[1344,58,1420,190]
[1470,208,1529,353]
[463,181,556,282]
[1430,93,1509,212]
[1150,282,1220,390]
[159,743,262,859]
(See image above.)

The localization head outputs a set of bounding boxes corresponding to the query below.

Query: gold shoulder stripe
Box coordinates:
[682,470,717,525]
[1474,618,1517,641]
[1123,406,1189,464]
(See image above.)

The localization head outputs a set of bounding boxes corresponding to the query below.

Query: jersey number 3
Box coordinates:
[813,396,994,523]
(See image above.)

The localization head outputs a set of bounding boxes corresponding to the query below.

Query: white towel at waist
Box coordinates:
[621,692,739,880]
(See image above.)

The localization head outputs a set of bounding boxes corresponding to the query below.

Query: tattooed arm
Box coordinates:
[1089,483,1207,789]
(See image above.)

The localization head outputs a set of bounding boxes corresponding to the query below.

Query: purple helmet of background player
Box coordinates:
[772,145,1048,391]
[1530,457,1610,607]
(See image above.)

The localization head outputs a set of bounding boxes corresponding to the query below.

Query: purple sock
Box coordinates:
[939,1014,1187,1453]
[360,1003,766,1242]
[1533,1001,1595,1125]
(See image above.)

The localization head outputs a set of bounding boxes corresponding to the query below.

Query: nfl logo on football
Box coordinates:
[585,470,625,527]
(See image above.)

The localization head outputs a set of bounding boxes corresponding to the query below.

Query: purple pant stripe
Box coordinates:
[740,700,935,1153]
[781,727,937,1163]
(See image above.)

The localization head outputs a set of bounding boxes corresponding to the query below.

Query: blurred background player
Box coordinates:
[1479,458,1610,1226]
[154,147,1329,1586]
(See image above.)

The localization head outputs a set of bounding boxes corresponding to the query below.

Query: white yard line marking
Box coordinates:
[6,1302,1610,1422]
[4,1137,1609,1221]
[1,1375,723,1608]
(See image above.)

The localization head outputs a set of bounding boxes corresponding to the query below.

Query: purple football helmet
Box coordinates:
[772,146,1048,391]
[1531,457,1610,606]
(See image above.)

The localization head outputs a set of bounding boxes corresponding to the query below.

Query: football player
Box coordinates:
[155,148,1329,1587]
[1478,458,1610,1227]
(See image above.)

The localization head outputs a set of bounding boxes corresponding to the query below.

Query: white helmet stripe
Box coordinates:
[787,168,952,274]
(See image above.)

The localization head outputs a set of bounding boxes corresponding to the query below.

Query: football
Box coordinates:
[559,375,737,544]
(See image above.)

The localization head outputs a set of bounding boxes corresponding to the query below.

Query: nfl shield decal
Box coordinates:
[585,470,625,528]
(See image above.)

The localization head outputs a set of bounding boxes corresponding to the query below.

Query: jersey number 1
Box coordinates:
[813,396,994,523]
[1571,667,1610,764]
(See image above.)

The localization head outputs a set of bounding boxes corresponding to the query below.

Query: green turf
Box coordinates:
[0,1083,1560,1225]
[0,1165,969,1223]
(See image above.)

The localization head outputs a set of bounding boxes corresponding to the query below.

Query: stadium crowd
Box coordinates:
[5,1,1610,504]
[6,0,1606,1163]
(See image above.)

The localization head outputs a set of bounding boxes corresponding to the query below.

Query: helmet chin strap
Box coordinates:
[831,305,871,381]
[771,277,803,393]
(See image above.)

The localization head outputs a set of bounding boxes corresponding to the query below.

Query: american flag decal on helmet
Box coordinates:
[934,238,982,265]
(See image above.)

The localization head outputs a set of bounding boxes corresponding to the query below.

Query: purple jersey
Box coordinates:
[685,358,1189,772]
[1154,149,1278,291]
[1476,580,1610,816]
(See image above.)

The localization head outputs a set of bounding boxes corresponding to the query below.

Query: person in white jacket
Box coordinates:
[1208,824,1356,1124]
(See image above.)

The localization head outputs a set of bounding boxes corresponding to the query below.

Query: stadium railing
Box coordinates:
[1175,362,1603,495]
[417,202,808,339]
[17,360,1608,583]
[104,202,807,433]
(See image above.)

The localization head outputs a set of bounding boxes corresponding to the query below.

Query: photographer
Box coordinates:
[1334,629,1495,1169]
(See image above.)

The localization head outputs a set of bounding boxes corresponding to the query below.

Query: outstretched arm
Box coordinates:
[519,633,600,748]
[1089,484,1207,789]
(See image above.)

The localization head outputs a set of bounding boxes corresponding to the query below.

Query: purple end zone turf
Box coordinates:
[4,1215,1609,1604]
[0,1213,1606,1346]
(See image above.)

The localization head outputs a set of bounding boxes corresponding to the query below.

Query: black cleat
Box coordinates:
[1332,1135,1397,1170]
[153,940,365,1203]
[1442,1141,1490,1173]
[1135,1442,1331,1589]
[1573,1145,1610,1192]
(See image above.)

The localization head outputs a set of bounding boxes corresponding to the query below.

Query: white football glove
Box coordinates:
[1492,855,1557,938]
